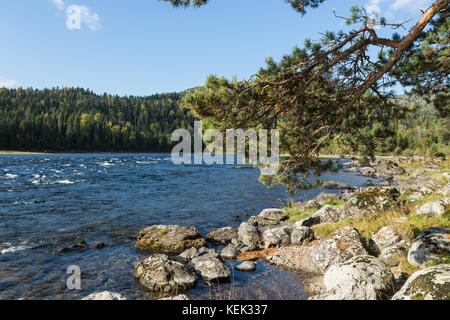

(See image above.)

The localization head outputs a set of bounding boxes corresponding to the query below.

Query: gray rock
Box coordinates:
[258,208,289,222]
[206,227,238,244]
[371,226,401,252]
[294,193,340,211]
[310,205,344,225]
[177,247,199,263]
[310,227,368,273]
[238,221,261,250]
[364,180,375,187]
[408,227,450,267]
[159,294,190,300]
[392,265,450,300]
[344,188,401,219]
[360,167,376,178]
[375,161,406,179]
[134,254,197,293]
[379,245,407,267]
[322,180,352,190]
[262,226,291,248]
[416,198,450,216]
[135,225,206,254]
[312,255,395,300]
[82,291,126,300]
[438,183,450,197]
[291,226,315,246]
[189,255,231,283]
[236,261,256,272]
[268,245,319,274]
[221,243,238,260]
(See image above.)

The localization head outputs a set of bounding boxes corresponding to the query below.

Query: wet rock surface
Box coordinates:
[135,225,206,255]
[134,254,197,293]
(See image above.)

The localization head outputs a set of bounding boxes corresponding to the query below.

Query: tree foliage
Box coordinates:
[163,0,449,192]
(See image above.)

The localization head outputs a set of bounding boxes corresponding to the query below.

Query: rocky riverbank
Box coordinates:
[84,157,450,300]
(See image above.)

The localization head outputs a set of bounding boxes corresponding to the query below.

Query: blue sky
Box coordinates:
[0,0,432,96]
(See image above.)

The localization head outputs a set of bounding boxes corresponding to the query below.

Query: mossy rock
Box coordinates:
[392,264,450,300]
[136,225,206,255]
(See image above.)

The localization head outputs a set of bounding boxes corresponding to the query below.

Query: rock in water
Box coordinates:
[312,255,395,300]
[189,256,231,283]
[221,243,238,260]
[408,227,450,267]
[262,226,291,248]
[82,291,126,300]
[236,261,256,272]
[238,222,261,251]
[134,254,197,293]
[257,208,289,222]
[135,225,206,254]
[392,265,450,300]
[322,181,352,190]
[206,227,238,244]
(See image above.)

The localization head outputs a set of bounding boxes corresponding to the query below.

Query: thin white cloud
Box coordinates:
[391,0,431,12]
[368,0,433,12]
[52,0,65,11]
[0,78,19,89]
[66,5,101,31]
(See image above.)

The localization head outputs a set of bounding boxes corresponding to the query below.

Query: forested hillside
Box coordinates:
[0,87,196,152]
[322,96,449,158]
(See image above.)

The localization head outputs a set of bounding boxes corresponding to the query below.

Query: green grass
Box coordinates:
[284,207,314,223]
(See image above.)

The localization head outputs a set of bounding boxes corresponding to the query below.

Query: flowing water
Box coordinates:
[0,153,376,300]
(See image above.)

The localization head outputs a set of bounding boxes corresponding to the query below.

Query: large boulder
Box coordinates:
[312,255,395,300]
[360,167,376,178]
[206,227,238,244]
[322,180,352,190]
[258,208,289,222]
[82,291,126,300]
[271,227,367,274]
[134,254,197,293]
[299,205,344,227]
[309,227,367,273]
[291,226,315,246]
[375,161,406,179]
[408,227,450,267]
[262,226,291,248]
[268,245,319,274]
[371,226,401,252]
[135,225,206,254]
[189,256,231,283]
[392,265,450,300]
[415,198,450,216]
[237,222,261,250]
[344,188,401,219]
